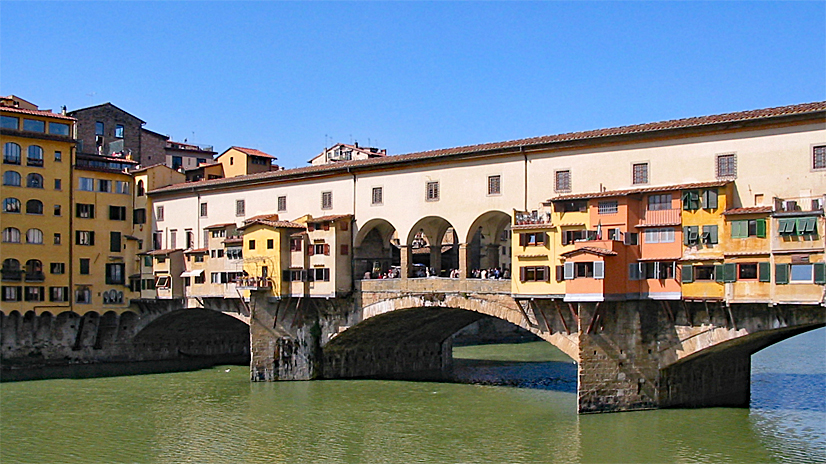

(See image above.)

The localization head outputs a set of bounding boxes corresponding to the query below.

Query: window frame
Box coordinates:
[425,181,439,202]
[716,153,737,178]
[371,186,383,206]
[813,145,826,171]
[554,169,571,193]
[632,162,649,185]
[487,175,501,196]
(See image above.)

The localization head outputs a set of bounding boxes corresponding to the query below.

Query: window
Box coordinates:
[813,146,826,170]
[716,153,736,178]
[200,202,208,217]
[683,226,699,246]
[308,268,331,282]
[110,232,122,252]
[778,217,818,236]
[638,261,676,280]
[644,228,675,243]
[170,230,177,249]
[266,238,274,249]
[133,208,146,224]
[79,177,94,191]
[694,265,716,281]
[156,206,164,221]
[53,233,61,245]
[76,203,95,218]
[2,227,20,243]
[248,240,255,250]
[54,179,61,190]
[236,199,245,216]
[79,259,90,275]
[153,231,162,249]
[172,156,183,170]
[186,230,194,249]
[311,244,329,255]
[278,196,287,212]
[426,181,439,201]
[372,187,383,205]
[737,263,758,280]
[50,263,65,274]
[211,229,226,238]
[24,287,44,302]
[194,254,204,263]
[3,142,21,164]
[49,287,69,302]
[701,225,718,245]
[76,231,95,246]
[1,115,19,129]
[598,201,618,215]
[137,180,145,196]
[321,191,333,209]
[105,263,125,285]
[27,145,43,166]
[98,179,111,193]
[3,170,21,186]
[519,232,546,246]
[109,206,127,221]
[115,124,124,138]
[26,173,43,188]
[731,219,766,238]
[54,151,62,161]
[23,119,45,133]
[290,237,303,252]
[3,197,21,213]
[95,121,104,136]
[49,122,69,136]
[554,170,571,193]
[682,190,700,211]
[632,162,648,184]
[487,175,501,195]
[54,204,61,216]
[75,287,91,304]
[26,228,43,244]
[519,266,550,282]
[115,181,129,195]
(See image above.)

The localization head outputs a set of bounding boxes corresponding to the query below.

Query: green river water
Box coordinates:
[1,328,824,464]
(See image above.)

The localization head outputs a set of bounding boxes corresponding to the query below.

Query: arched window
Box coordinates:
[3,197,21,213]
[2,227,21,243]
[25,259,42,274]
[3,142,21,164]
[137,180,145,196]
[2,258,20,271]
[26,228,43,244]
[3,170,21,186]
[26,173,43,188]
[26,199,43,214]
[27,145,44,166]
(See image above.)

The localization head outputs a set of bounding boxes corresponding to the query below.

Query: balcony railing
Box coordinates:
[774,196,824,214]
[1,269,22,281]
[25,271,45,282]
[235,277,272,289]
[640,208,681,226]
[26,157,43,167]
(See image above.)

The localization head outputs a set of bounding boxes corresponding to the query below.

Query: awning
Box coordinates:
[180,269,204,278]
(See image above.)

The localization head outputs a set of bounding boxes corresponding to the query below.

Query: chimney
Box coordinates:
[61,105,67,116]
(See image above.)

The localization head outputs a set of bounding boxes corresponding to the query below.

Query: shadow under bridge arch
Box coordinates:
[133,309,250,364]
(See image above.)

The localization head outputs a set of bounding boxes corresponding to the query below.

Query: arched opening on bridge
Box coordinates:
[354,218,400,279]
[322,306,575,390]
[407,216,459,278]
[466,211,512,278]
[134,308,250,365]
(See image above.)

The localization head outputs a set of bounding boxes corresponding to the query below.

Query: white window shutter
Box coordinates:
[564,262,574,280]
[594,261,605,279]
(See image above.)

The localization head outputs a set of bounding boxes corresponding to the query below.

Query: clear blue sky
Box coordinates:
[2,1,824,168]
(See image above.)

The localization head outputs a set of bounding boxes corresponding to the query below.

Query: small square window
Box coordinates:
[54,205,61,216]
[95,122,104,136]
[372,187,383,205]
[54,151,62,162]
[426,181,439,201]
[717,153,736,178]
[267,239,274,249]
[248,240,256,250]
[632,163,649,185]
[814,146,826,170]
[321,191,332,210]
[555,170,571,193]
[487,175,501,195]
[54,179,61,190]
[53,233,61,245]
[277,196,287,212]
[79,258,90,275]
[598,201,618,215]
[200,202,208,217]
[156,206,164,221]
[236,199,245,217]
[115,124,124,138]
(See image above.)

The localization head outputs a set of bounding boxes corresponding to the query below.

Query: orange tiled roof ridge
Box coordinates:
[149,101,826,195]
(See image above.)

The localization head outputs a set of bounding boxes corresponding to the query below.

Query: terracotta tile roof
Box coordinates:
[243,213,280,223]
[184,247,208,253]
[233,146,277,159]
[549,181,729,202]
[511,223,555,231]
[223,237,243,244]
[237,219,306,231]
[147,248,182,255]
[560,246,618,258]
[1,106,76,121]
[638,256,682,262]
[149,101,826,196]
[723,206,773,215]
[204,222,236,229]
[309,214,353,223]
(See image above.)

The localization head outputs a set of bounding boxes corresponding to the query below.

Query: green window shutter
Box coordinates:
[803,217,817,234]
[724,263,736,282]
[731,220,742,239]
[703,189,718,210]
[682,191,691,211]
[756,218,766,238]
[683,226,691,245]
[715,264,725,283]
[681,264,694,283]
[814,262,826,285]
[775,263,789,284]
[707,225,718,244]
[758,262,771,282]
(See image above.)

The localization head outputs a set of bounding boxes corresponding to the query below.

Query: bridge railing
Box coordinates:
[357,277,511,294]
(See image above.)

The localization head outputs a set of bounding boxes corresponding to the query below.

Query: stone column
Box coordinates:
[399,245,410,280]
[429,244,442,276]
[458,243,468,280]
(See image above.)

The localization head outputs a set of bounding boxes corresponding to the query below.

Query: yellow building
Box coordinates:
[237,214,305,298]
[71,152,139,312]
[721,206,773,303]
[510,208,561,297]
[216,146,278,179]
[1,96,75,314]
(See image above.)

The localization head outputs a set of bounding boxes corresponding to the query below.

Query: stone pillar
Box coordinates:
[458,243,468,280]
[429,244,442,276]
[399,245,410,280]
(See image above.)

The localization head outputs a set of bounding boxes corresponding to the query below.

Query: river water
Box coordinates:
[1,328,824,464]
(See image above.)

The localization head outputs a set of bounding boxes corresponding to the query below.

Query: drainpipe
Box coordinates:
[522,146,528,211]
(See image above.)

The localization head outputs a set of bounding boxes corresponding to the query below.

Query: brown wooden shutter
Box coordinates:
[519,266,527,282]
[324,244,330,255]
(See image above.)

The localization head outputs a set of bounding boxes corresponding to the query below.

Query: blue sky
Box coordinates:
[2,1,824,168]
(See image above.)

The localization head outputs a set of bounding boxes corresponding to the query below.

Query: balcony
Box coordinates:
[639,208,681,227]
[25,271,45,282]
[774,196,825,216]
[235,277,272,290]
[1,269,22,281]
[26,157,43,167]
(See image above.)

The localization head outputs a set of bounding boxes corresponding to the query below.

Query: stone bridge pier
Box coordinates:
[248,282,825,413]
